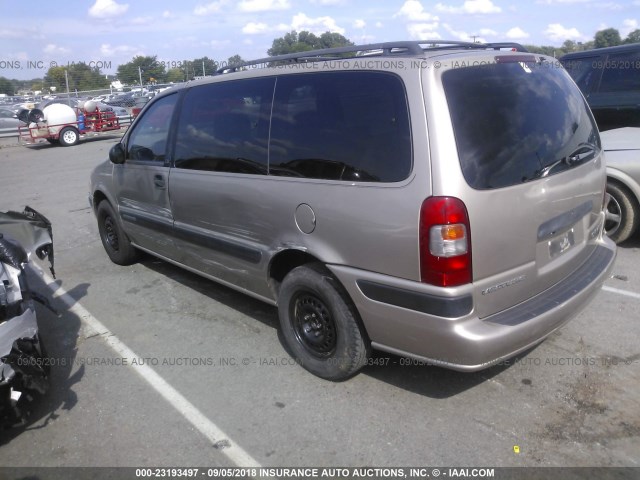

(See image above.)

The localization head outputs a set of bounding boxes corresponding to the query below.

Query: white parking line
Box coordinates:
[42,272,263,469]
[602,285,640,300]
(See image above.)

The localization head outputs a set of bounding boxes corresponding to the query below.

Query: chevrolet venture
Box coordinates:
[90,41,616,380]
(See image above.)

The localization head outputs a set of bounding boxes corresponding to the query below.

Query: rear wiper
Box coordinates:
[536,142,598,179]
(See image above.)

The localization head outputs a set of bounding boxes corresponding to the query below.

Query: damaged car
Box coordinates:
[0,207,55,427]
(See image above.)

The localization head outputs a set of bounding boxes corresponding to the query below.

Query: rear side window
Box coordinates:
[443,61,599,190]
[174,78,275,174]
[269,72,412,182]
[599,51,640,93]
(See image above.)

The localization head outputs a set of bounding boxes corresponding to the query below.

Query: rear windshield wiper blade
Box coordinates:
[536,142,598,179]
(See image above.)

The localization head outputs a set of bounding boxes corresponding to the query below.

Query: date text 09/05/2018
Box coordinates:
[134,467,496,478]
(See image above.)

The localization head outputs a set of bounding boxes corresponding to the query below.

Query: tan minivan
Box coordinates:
[90,41,616,380]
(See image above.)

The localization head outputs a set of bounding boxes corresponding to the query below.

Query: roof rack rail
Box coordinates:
[216,40,528,74]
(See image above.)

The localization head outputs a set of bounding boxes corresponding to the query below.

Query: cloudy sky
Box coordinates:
[1,0,639,79]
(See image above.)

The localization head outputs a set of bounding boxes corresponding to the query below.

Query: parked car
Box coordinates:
[105,92,139,108]
[0,108,25,130]
[601,127,640,243]
[561,43,640,131]
[94,102,128,117]
[36,97,86,111]
[90,40,616,380]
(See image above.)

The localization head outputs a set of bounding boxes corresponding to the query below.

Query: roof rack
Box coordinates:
[216,40,528,74]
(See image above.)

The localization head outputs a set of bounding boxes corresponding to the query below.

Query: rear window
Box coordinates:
[443,60,599,190]
[269,71,412,182]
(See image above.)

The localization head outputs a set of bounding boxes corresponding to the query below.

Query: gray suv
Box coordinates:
[90,41,616,380]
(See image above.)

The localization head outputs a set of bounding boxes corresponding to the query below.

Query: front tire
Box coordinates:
[605,181,639,244]
[278,264,370,381]
[58,126,79,147]
[96,200,140,265]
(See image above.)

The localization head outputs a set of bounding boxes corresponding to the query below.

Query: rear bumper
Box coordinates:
[328,239,616,372]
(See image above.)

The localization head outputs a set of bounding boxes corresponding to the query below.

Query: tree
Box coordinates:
[117,55,166,85]
[317,32,354,49]
[624,29,640,44]
[594,28,622,48]
[166,68,185,83]
[227,54,245,66]
[43,63,108,93]
[0,77,14,95]
[267,30,353,56]
[523,44,559,56]
[187,56,218,77]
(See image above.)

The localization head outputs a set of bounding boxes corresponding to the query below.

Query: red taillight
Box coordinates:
[419,196,472,287]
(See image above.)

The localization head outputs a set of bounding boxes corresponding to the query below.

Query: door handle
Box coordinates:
[153,174,165,189]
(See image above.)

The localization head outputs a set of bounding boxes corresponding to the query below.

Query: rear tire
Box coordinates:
[605,181,639,244]
[96,200,140,265]
[277,264,370,381]
[58,127,79,147]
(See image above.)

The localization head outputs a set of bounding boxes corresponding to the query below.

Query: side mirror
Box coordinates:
[109,143,126,164]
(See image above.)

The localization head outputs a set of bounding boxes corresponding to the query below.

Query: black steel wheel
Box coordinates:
[278,264,370,381]
[291,292,337,357]
[96,200,140,265]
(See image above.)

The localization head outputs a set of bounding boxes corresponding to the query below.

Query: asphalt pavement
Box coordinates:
[0,136,638,473]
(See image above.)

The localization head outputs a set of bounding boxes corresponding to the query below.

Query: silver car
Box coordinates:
[601,127,640,243]
[90,41,616,380]
[0,108,24,130]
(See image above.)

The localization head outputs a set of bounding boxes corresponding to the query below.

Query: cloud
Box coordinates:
[407,23,441,39]
[242,22,269,34]
[290,13,345,35]
[43,44,70,55]
[353,19,366,29]
[436,0,501,14]
[375,22,384,28]
[207,39,232,49]
[622,18,638,36]
[100,43,140,56]
[395,0,439,21]
[131,16,153,25]
[88,0,129,18]
[536,0,591,3]
[505,26,529,39]
[7,52,29,61]
[479,28,497,36]
[596,2,624,10]
[310,0,345,4]
[194,1,226,16]
[0,29,22,38]
[443,23,486,42]
[543,23,584,41]
[162,10,172,18]
[238,0,290,12]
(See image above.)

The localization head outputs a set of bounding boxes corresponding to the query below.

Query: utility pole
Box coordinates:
[64,69,70,106]
[138,66,143,89]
